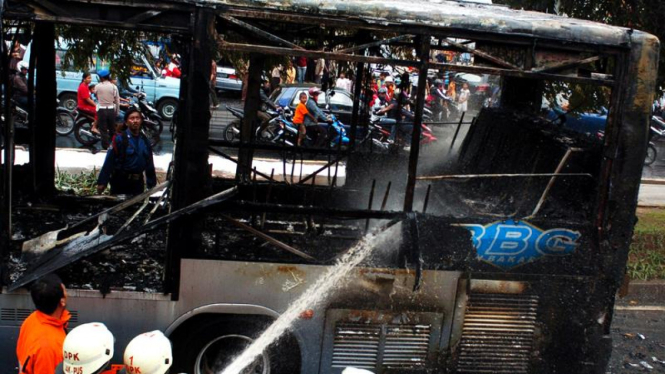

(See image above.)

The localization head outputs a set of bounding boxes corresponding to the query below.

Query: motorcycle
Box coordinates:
[222,105,281,143]
[262,107,350,149]
[73,93,162,148]
[369,103,437,150]
[645,119,664,166]
[6,99,75,136]
[598,125,661,166]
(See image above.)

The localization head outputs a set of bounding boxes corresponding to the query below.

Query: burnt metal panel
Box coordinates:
[455,293,539,373]
[9,0,648,50]
[321,309,443,374]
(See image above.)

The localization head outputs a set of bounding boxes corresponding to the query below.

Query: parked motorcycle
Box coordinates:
[644,119,664,166]
[7,99,75,136]
[598,124,661,166]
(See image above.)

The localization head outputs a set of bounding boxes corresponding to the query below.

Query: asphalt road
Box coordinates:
[609,307,665,373]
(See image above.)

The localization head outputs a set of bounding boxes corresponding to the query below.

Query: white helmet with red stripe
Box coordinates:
[62,323,114,374]
[123,331,172,374]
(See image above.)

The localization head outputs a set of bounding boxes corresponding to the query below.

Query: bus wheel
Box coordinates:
[171,317,300,374]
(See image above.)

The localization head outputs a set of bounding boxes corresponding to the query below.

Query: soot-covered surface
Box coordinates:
[6,198,168,293]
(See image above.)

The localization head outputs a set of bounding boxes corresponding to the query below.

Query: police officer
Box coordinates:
[57,323,114,374]
[95,69,120,149]
[96,106,157,196]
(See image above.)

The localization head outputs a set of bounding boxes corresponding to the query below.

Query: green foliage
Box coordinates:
[627,208,665,280]
[55,167,104,196]
[495,0,665,93]
[55,25,161,85]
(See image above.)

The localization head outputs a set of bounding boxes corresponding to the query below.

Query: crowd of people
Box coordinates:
[16,274,172,374]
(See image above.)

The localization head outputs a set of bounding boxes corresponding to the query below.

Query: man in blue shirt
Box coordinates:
[303,87,331,147]
[96,107,157,195]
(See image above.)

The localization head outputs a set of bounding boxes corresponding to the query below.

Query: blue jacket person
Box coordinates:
[96,107,157,195]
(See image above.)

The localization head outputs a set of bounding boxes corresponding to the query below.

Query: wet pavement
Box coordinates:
[609,307,665,373]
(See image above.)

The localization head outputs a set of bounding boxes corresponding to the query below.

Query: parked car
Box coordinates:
[216,66,242,92]
[270,84,355,124]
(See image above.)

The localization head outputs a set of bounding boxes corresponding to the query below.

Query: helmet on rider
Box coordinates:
[124,331,173,374]
[378,87,388,95]
[434,79,443,86]
[97,69,111,79]
[17,61,28,72]
[62,323,114,374]
[308,87,322,96]
[384,76,394,84]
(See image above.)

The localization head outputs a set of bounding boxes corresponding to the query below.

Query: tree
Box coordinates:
[495,0,665,93]
[56,25,161,85]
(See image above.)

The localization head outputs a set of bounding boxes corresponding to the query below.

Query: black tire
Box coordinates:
[171,317,300,374]
[224,120,241,142]
[59,92,78,111]
[143,116,163,147]
[157,98,178,120]
[74,117,99,146]
[645,143,657,166]
[55,111,75,136]
[256,122,278,143]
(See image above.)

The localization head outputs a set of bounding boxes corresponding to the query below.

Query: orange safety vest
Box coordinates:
[17,310,71,374]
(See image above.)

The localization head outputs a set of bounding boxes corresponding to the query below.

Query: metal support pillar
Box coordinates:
[0,4,14,258]
[165,9,214,299]
[350,61,364,147]
[32,22,56,196]
[235,54,264,182]
[403,36,431,212]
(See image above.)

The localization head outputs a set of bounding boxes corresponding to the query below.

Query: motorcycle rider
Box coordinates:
[257,78,281,138]
[304,87,332,147]
[56,323,114,374]
[431,79,453,120]
[12,61,29,109]
[78,72,99,134]
[373,87,413,143]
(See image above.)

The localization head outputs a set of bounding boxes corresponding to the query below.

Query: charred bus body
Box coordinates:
[0,1,659,373]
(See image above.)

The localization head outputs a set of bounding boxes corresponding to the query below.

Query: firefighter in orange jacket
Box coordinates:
[16,274,70,374]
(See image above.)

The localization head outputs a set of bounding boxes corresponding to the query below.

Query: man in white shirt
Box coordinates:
[335,71,353,93]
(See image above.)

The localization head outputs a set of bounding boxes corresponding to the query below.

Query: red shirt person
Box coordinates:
[77,72,97,117]
[16,274,70,374]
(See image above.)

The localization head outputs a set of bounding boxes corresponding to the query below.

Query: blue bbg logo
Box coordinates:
[458,220,581,270]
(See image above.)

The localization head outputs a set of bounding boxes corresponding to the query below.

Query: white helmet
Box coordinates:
[63,323,114,374]
[123,331,172,374]
[342,368,375,374]
[17,61,28,71]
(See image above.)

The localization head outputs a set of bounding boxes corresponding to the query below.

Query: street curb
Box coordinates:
[617,280,665,305]
[642,178,665,185]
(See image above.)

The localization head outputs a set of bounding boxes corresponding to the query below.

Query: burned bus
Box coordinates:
[0,1,659,373]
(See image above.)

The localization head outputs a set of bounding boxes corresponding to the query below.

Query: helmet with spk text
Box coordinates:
[62,323,114,374]
[123,330,173,374]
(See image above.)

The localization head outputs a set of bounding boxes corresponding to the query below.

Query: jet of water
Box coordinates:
[219,224,398,374]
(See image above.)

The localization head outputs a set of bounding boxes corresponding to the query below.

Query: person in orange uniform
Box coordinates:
[17,274,70,374]
[292,92,316,146]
